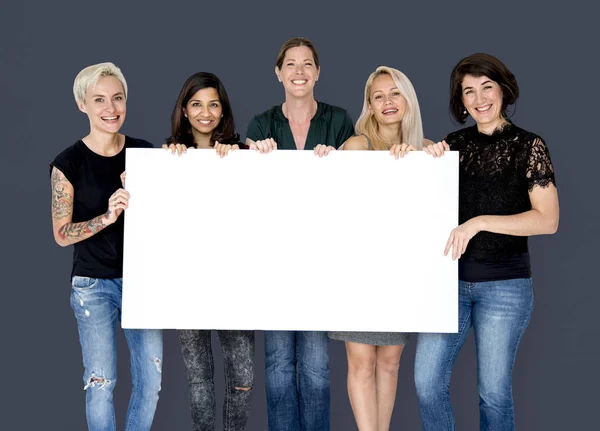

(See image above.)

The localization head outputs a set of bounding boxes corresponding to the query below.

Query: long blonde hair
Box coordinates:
[355,66,424,150]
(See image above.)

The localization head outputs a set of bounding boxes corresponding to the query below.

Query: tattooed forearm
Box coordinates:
[57,214,108,244]
[51,168,74,219]
[51,167,112,246]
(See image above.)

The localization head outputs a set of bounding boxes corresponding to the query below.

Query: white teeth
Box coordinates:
[292,80,307,84]
[383,109,398,114]
[476,105,491,112]
[103,116,118,120]
[199,120,213,124]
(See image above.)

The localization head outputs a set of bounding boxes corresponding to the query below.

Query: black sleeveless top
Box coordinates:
[444,122,556,282]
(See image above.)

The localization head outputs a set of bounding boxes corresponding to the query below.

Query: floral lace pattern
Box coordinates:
[445,123,556,260]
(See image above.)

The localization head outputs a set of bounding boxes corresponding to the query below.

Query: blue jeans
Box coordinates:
[70,277,163,431]
[264,331,330,431]
[415,278,533,431]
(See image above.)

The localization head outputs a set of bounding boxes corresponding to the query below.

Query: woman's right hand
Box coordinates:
[249,138,277,154]
[162,143,189,156]
[423,140,450,158]
[104,188,130,224]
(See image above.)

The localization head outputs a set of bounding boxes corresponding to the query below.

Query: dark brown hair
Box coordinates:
[167,72,239,147]
[449,53,519,124]
[275,37,320,70]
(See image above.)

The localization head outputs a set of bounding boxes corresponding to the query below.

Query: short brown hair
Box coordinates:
[449,53,519,124]
[275,37,320,70]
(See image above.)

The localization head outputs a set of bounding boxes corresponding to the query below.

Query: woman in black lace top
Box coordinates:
[414,53,559,431]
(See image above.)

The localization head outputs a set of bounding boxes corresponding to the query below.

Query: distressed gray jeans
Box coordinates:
[178,330,255,431]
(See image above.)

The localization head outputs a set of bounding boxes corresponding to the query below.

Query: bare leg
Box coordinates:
[346,341,378,431]
[375,345,404,431]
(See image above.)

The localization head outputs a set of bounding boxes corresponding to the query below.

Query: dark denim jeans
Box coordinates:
[178,330,255,431]
[264,331,330,431]
[415,278,534,431]
[70,277,163,431]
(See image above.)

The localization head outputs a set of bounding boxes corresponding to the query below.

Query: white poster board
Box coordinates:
[122,149,458,332]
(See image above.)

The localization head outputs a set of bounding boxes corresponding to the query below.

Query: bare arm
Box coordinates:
[341,136,369,151]
[445,184,559,259]
[50,167,120,247]
[468,137,559,236]
[473,184,559,236]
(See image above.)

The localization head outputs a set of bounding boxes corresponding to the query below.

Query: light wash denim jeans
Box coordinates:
[415,278,534,431]
[264,331,330,431]
[70,276,163,431]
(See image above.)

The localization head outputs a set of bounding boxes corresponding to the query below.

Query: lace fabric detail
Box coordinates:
[526,137,555,191]
[445,123,556,260]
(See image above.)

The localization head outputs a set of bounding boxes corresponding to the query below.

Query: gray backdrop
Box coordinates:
[2,0,598,429]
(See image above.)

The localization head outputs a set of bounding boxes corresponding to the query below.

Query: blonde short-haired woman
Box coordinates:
[50,62,162,431]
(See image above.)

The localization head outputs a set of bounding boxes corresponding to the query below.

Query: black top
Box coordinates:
[246,101,355,150]
[50,136,154,279]
[444,122,556,282]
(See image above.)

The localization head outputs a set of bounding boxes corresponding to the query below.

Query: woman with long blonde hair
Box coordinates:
[329,66,433,431]
[344,65,428,152]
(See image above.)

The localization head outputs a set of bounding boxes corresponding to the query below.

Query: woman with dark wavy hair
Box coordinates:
[165,72,255,431]
[415,53,559,431]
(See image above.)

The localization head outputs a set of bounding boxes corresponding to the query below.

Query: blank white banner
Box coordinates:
[122,149,458,332]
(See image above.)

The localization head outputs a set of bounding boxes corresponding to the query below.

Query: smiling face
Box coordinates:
[461,74,505,130]
[183,87,222,136]
[79,76,126,134]
[275,46,320,98]
[368,73,407,126]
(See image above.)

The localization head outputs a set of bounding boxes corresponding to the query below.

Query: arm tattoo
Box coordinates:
[51,168,74,219]
[52,168,109,245]
[58,214,108,244]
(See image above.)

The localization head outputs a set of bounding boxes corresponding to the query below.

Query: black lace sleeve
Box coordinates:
[526,137,556,191]
[442,130,460,151]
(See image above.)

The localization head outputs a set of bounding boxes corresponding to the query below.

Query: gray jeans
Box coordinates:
[178,330,255,431]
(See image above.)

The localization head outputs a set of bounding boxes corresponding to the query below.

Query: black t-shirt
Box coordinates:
[50,136,154,279]
[444,122,556,282]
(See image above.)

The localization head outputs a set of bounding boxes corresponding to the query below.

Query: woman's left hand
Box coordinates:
[162,143,188,156]
[314,144,336,157]
[215,141,239,158]
[390,143,417,159]
[444,217,483,260]
[423,140,450,158]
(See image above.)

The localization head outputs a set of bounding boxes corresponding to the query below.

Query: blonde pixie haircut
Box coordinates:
[73,62,128,106]
[355,66,424,151]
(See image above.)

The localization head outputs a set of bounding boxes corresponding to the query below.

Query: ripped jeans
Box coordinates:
[70,277,163,431]
[178,329,255,431]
